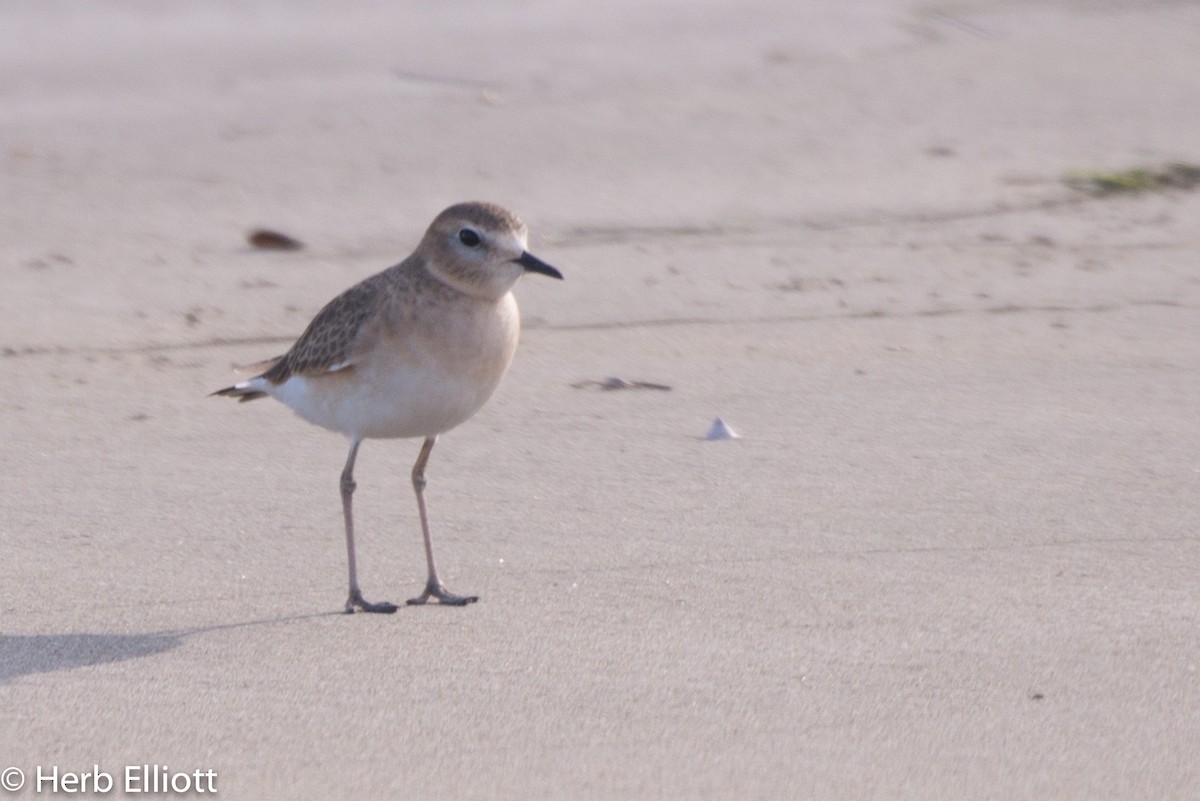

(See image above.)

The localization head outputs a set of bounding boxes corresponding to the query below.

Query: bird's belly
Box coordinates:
[273,358,506,440]
[357,355,506,438]
[271,311,518,440]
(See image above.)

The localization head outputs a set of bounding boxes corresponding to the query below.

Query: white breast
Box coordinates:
[268,292,520,440]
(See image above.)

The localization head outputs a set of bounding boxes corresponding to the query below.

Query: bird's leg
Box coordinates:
[341,438,397,614]
[406,436,479,606]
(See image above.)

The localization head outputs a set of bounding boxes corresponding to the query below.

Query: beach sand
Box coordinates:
[2,1,1199,798]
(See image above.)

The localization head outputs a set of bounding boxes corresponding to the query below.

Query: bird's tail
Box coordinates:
[211,383,268,403]
[211,357,282,402]
[211,357,283,402]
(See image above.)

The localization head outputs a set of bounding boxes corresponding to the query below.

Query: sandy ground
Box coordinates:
[3,1,1200,799]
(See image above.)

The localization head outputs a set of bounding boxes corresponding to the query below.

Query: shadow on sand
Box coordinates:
[0,612,339,684]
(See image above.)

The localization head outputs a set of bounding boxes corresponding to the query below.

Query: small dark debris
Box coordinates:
[1029,692,1045,701]
[247,228,304,251]
[571,377,672,391]
[774,276,808,293]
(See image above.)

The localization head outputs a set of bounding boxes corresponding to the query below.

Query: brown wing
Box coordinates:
[262,272,387,385]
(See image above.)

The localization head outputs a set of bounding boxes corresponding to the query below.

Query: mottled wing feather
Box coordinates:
[262,273,387,384]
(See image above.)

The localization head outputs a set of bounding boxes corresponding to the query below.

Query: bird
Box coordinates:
[213,202,562,613]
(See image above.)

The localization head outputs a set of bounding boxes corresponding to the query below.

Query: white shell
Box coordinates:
[704,417,740,440]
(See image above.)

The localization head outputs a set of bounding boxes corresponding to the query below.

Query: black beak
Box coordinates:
[514,251,563,280]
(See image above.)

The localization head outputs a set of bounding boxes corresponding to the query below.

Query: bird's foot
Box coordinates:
[345,589,399,614]
[406,581,479,607]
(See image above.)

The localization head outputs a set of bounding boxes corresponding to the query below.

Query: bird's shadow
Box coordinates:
[0,612,339,685]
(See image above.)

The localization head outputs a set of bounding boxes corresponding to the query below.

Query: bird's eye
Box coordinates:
[458,228,482,248]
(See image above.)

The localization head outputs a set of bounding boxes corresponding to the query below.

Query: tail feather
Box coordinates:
[211,384,268,403]
[213,364,279,403]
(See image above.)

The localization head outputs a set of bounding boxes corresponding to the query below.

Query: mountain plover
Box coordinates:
[214,202,562,613]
